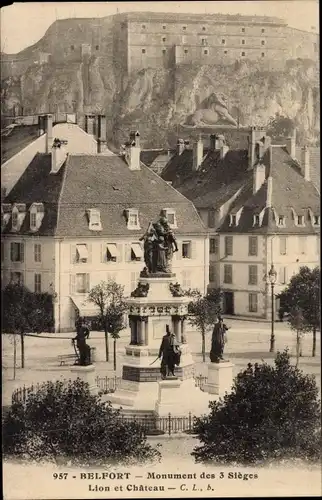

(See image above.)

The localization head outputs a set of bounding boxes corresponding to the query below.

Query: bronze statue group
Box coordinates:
[140,215,178,275]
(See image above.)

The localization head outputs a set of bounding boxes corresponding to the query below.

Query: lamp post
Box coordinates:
[267,264,277,352]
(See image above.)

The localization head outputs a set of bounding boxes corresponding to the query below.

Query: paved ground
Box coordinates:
[2,319,320,405]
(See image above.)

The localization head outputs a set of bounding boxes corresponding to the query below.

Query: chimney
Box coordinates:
[248,126,257,168]
[210,134,219,150]
[125,131,141,171]
[192,137,204,171]
[210,134,226,151]
[85,114,95,136]
[38,115,45,137]
[285,129,296,157]
[301,146,310,181]
[97,115,107,153]
[50,138,68,174]
[176,139,184,155]
[253,163,266,194]
[45,114,53,153]
[266,176,273,208]
[220,142,229,160]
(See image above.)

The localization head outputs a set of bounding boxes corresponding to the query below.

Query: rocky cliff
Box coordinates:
[1,53,319,148]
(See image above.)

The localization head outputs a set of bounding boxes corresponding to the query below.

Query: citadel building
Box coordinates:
[2,12,318,78]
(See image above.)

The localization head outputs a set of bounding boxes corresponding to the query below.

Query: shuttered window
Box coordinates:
[224,264,233,284]
[224,236,233,256]
[249,293,258,312]
[248,236,258,256]
[248,265,258,285]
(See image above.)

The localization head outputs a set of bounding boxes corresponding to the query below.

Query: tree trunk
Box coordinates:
[296,330,300,367]
[13,335,17,380]
[20,332,25,368]
[201,328,206,362]
[104,328,109,362]
[312,326,316,358]
[113,339,117,371]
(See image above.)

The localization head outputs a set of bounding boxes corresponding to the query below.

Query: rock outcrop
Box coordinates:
[1,48,319,148]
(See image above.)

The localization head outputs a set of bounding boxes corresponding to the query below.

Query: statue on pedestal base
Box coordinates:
[158,325,181,379]
[210,316,229,363]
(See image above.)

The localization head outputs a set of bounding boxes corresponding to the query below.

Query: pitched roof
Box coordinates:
[3,154,206,237]
[140,149,170,168]
[295,146,320,192]
[162,148,249,209]
[218,146,320,234]
[1,125,39,164]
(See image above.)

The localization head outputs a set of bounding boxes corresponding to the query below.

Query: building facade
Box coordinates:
[2,129,208,332]
[162,129,320,319]
[113,12,318,73]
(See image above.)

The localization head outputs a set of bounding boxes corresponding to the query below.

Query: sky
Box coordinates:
[1,1,319,54]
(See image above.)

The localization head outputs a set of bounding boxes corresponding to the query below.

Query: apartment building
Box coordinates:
[162,129,320,318]
[1,130,208,331]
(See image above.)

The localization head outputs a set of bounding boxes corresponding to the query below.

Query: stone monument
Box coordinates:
[104,212,213,417]
[202,316,234,396]
[69,319,98,395]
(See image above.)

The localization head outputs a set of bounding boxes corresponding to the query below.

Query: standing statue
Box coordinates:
[140,214,178,275]
[73,318,91,366]
[210,316,229,363]
[158,325,181,379]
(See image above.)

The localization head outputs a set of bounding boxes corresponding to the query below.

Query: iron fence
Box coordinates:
[12,374,208,404]
[119,412,199,435]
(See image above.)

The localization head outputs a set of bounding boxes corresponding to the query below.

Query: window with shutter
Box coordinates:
[10,242,24,262]
[34,243,42,262]
[75,273,89,293]
[11,271,23,285]
[70,275,76,294]
[125,243,132,262]
[279,236,287,255]
[224,236,233,256]
[209,265,216,282]
[248,236,258,256]
[279,266,287,284]
[298,236,307,254]
[182,241,192,259]
[249,293,258,312]
[224,264,233,284]
[248,265,258,285]
[34,273,42,293]
[210,238,219,254]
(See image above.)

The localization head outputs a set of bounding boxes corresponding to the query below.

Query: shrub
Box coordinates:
[3,378,161,466]
[192,351,321,465]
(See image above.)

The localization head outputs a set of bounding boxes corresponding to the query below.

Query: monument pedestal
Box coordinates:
[104,274,230,418]
[70,364,98,395]
[203,361,234,396]
[155,378,182,416]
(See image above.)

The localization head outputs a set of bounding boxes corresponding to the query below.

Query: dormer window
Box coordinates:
[278,216,286,227]
[253,214,260,226]
[125,209,140,230]
[161,208,177,228]
[12,207,19,230]
[29,203,44,232]
[297,215,305,226]
[229,214,237,226]
[87,208,102,231]
[313,215,320,226]
[1,204,11,229]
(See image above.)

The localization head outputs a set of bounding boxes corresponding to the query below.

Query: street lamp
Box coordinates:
[267,264,277,352]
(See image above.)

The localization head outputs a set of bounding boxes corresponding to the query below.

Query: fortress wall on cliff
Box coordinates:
[1,13,318,80]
